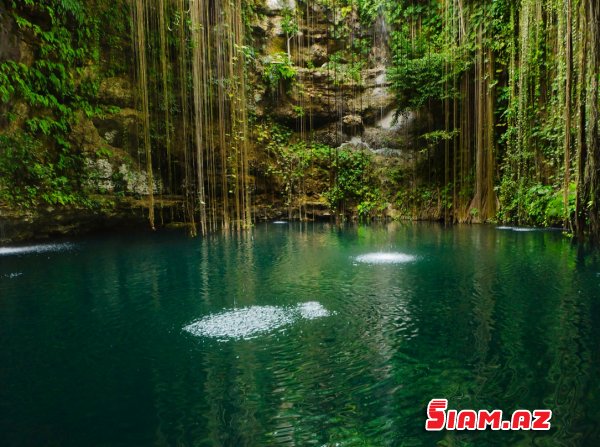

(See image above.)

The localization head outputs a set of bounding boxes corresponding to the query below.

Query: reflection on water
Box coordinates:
[0,242,74,256]
[496,225,550,232]
[1,222,599,446]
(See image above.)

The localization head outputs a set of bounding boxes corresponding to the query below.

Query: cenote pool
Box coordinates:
[1,222,599,446]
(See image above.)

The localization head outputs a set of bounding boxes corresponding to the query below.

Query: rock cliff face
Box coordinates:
[253,0,424,154]
[0,6,157,242]
[0,0,433,242]
[246,0,431,222]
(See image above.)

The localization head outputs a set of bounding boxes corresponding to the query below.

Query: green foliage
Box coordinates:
[325,149,377,213]
[258,122,320,207]
[257,121,385,218]
[325,52,366,86]
[0,132,83,207]
[394,186,438,217]
[420,129,459,144]
[262,53,297,90]
[498,180,576,227]
[281,7,299,38]
[292,105,305,118]
[388,53,448,110]
[0,0,109,209]
[241,0,264,41]
[381,0,593,232]
[355,0,385,25]
[356,188,386,219]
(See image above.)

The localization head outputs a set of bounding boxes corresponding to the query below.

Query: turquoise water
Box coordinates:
[1,223,599,446]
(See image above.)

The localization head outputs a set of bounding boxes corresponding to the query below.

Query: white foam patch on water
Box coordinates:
[297,301,331,319]
[184,302,332,341]
[184,306,292,340]
[2,272,23,279]
[0,243,74,256]
[496,226,537,232]
[272,221,288,224]
[355,252,416,264]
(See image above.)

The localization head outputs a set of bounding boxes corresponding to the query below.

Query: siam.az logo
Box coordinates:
[425,399,552,431]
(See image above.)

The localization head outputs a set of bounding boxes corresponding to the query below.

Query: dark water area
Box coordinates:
[1,223,599,446]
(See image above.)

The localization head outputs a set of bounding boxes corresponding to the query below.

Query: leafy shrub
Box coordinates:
[257,122,385,218]
[0,132,81,207]
[498,180,575,227]
[262,53,297,90]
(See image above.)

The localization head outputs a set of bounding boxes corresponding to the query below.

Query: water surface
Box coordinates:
[1,223,599,446]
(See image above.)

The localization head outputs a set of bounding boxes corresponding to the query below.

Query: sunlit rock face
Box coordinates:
[0,243,74,256]
[184,301,332,341]
[265,0,296,12]
[354,252,416,264]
